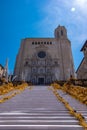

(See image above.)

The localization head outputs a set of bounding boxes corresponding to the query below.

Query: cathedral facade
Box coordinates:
[14,25,75,84]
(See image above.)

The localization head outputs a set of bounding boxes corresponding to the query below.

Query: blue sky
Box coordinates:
[0,0,87,73]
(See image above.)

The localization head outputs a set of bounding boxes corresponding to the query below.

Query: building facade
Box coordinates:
[14,25,75,84]
[76,40,87,79]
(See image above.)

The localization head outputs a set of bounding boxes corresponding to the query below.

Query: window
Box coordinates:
[40,68,43,73]
[55,61,58,65]
[47,68,50,73]
[57,32,59,37]
[47,77,51,83]
[61,30,63,36]
[32,42,34,45]
[38,51,46,58]
[25,61,28,65]
[35,42,37,45]
[32,68,36,73]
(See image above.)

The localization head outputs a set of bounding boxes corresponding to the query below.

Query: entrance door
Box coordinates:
[38,78,44,85]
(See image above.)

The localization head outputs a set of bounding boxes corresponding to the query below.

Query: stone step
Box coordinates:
[0,122,79,126]
[0,113,75,116]
[0,112,83,130]
[0,125,83,130]
[0,86,86,130]
[0,110,69,112]
[0,115,86,121]
[0,116,77,120]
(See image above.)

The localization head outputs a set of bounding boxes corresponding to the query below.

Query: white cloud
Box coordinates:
[75,0,87,9]
[38,0,87,43]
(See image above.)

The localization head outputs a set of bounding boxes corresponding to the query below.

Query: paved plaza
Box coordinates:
[0,86,87,130]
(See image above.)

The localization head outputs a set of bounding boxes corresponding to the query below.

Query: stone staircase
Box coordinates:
[0,110,85,130]
[0,86,86,130]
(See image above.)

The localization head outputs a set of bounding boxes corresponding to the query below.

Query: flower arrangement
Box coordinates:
[51,82,87,105]
[63,83,87,105]
[0,82,28,103]
[0,83,14,95]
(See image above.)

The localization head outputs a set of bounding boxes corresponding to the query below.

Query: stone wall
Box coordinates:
[14,25,75,84]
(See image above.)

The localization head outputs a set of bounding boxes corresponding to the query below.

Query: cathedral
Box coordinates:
[14,25,75,84]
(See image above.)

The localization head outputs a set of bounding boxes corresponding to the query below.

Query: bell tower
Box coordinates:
[54,25,75,80]
[54,25,67,39]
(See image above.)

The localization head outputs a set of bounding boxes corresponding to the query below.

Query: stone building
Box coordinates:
[0,64,4,78]
[14,25,75,84]
[76,40,87,79]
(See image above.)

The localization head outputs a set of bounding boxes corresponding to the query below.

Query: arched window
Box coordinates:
[57,32,59,37]
[61,30,63,36]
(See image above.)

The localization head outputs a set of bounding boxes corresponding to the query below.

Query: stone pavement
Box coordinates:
[0,86,86,130]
